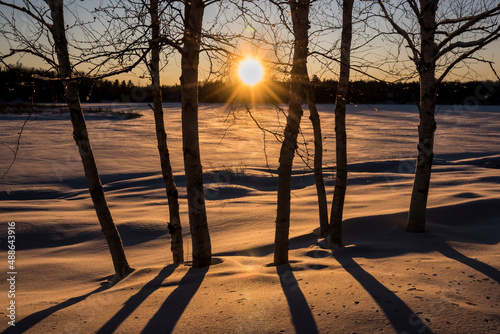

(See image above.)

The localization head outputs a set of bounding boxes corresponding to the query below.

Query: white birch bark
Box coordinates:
[46,0,131,279]
[274,0,310,266]
[406,0,438,233]
[181,0,212,268]
[149,0,184,262]
[330,0,354,247]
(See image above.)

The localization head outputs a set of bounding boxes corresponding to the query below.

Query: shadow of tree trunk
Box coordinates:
[277,264,319,334]
[141,266,208,333]
[333,250,433,334]
[438,243,500,283]
[3,285,108,333]
[97,264,179,333]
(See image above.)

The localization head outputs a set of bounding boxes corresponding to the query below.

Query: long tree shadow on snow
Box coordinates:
[2,285,108,333]
[97,264,179,333]
[214,198,498,333]
[340,198,500,284]
[215,198,500,285]
[141,266,208,333]
[277,264,319,334]
[437,244,500,284]
[333,249,434,334]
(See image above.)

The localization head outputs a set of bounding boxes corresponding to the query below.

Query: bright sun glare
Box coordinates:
[238,59,264,86]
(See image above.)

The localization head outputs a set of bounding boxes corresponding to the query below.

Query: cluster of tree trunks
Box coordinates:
[1,0,498,278]
[274,0,499,263]
[44,0,213,278]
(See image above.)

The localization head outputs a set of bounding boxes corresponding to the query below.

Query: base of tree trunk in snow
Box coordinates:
[110,267,134,283]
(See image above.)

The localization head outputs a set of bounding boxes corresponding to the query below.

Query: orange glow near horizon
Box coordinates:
[210,56,288,107]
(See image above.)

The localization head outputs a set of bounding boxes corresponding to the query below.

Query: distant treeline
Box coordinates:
[1,65,499,105]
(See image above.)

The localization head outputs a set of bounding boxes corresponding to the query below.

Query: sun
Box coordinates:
[238,59,264,86]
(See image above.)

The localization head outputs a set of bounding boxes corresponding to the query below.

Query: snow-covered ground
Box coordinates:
[1,103,499,333]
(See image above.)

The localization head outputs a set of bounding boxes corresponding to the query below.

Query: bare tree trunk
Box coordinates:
[149,0,184,263]
[181,0,211,268]
[376,3,500,234]
[407,0,438,233]
[274,0,310,266]
[46,0,131,279]
[330,0,354,248]
[306,84,329,236]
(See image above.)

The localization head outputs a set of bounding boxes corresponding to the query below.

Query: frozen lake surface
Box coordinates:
[1,103,499,333]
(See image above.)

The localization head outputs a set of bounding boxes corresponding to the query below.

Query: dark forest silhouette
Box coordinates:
[1,66,499,106]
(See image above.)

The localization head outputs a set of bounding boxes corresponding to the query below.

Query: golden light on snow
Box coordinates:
[238,59,264,86]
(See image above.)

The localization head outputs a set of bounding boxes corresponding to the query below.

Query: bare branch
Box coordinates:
[0,106,33,183]
[437,32,500,84]
[435,27,500,60]
[377,0,420,64]
[489,62,500,81]
[437,4,500,26]
[406,0,421,22]
[0,0,52,30]
[1,48,57,68]
[309,50,390,82]
[436,4,500,51]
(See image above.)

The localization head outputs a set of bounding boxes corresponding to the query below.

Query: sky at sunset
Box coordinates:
[0,1,498,86]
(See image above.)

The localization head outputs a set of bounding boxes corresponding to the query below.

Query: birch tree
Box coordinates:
[229,0,331,239]
[149,0,184,264]
[377,0,500,232]
[99,0,217,267]
[306,83,329,237]
[181,0,212,267]
[0,0,132,279]
[274,0,311,266]
[330,0,354,248]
